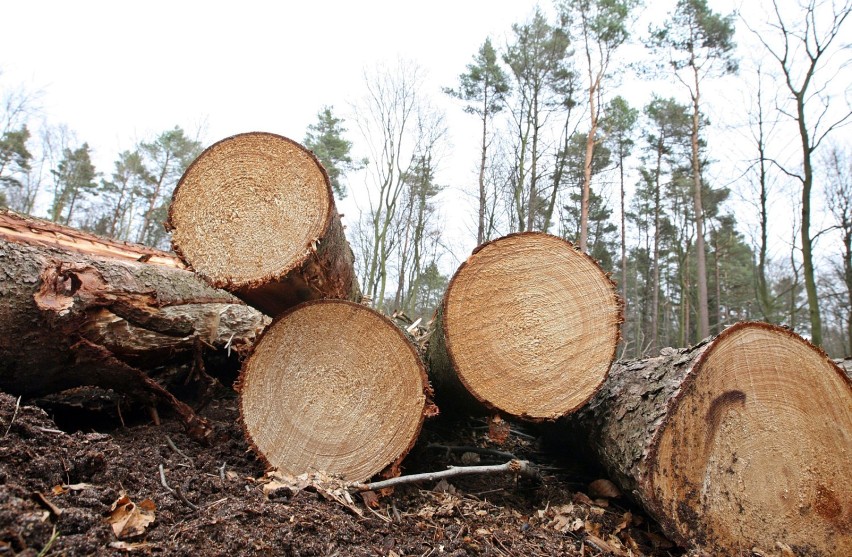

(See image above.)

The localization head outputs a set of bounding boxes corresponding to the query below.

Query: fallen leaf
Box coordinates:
[360,490,380,509]
[65,482,94,491]
[613,511,633,535]
[588,478,621,499]
[53,482,95,495]
[487,414,510,444]
[460,451,481,465]
[107,495,156,539]
[584,520,603,537]
[433,479,456,494]
[573,492,594,506]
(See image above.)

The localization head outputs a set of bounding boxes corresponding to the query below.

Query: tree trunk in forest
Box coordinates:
[690,80,710,341]
[0,210,269,439]
[238,300,436,482]
[166,132,360,316]
[427,232,622,421]
[567,322,852,556]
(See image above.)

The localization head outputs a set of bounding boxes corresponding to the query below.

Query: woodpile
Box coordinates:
[5,131,850,556]
[567,322,852,555]
[428,232,622,420]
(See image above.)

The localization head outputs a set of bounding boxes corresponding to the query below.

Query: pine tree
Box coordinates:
[49,143,98,226]
[303,106,361,199]
[650,0,737,340]
[444,37,510,244]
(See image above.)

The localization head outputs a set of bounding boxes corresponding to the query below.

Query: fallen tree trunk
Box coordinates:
[238,300,436,482]
[567,322,852,556]
[427,232,622,421]
[0,210,268,438]
[166,132,360,316]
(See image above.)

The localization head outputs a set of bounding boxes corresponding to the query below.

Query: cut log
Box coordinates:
[567,322,852,555]
[166,132,359,315]
[427,232,622,420]
[0,210,269,437]
[238,300,435,482]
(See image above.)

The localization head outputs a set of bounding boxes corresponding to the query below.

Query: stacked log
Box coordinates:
[166,132,359,315]
[0,210,268,438]
[567,322,852,555]
[428,232,622,420]
[166,132,430,479]
[238,300,434,482]
[8,128,849,555]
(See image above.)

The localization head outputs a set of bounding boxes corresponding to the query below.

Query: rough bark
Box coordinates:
[427,232,622,421]
[166,132,360,316]
[238,300,436,482]
[0,210,268,439]
[567,322,852,555]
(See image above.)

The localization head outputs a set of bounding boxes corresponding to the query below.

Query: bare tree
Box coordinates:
[823,143,852,355]
[746,65,783,323]
[747,0,852,346]
[353,60,446,311]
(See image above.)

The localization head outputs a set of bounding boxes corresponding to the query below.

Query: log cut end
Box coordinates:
[441,232,621,420]
[649,322,852,555]
[238,300,430,482]
[168,132,332,291]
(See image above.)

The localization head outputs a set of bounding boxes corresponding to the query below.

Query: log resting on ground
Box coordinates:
[166,132,359,315]
[427,232,622,421]
[567,322,852,555]
[238,300,436,482]
[0,210,269,438]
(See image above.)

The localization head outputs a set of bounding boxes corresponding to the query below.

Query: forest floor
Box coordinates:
[0,388,687,557]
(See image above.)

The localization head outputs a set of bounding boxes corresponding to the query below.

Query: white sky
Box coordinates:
[1,0,848,268]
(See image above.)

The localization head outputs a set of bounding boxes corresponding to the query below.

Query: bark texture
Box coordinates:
[427,232,622,421]
[0,210,268,438]
[567,322,852,555]
[166,132,360,316]
[238,300,436,482]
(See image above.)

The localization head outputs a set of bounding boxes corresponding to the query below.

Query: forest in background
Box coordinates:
[1,0,850,358]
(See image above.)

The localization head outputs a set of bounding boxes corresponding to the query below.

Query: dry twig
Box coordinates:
[2,396,21,438]
[353,460,538,492]
[165,435,192,462]
[158,463,198,511]
[427,443,518,460]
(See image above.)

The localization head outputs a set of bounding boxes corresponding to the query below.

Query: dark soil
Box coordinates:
[0,389,685,556]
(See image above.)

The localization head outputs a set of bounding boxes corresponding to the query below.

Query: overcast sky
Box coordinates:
[1,0,848,266]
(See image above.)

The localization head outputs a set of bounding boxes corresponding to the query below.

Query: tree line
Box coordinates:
[2,0,850,358]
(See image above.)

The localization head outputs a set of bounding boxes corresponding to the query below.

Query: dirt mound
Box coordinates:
[0,391,679,556]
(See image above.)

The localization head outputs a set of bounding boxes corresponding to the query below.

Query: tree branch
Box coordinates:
[353,460,539,492]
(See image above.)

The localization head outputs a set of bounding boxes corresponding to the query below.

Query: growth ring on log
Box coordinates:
[650,323,851,553]
[238,300,429,482]
[168,132,357,315]
[438,232,621,420]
